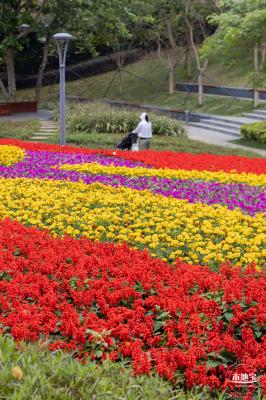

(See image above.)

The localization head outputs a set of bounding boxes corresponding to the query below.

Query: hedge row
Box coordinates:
[241,121,266,144]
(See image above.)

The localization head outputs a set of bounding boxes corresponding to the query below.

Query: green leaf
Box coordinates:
[255,331,263,339]
[224,312,233,321]
[206,360,220,369]
[95,350,103,358]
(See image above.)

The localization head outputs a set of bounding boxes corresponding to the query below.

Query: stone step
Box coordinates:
[40,123,57,126]
[34,132,57,136]
[189,122,240,137]
[202,119,241,132]
[40,126,58,130]
[250,110,266,116]
[38,129,58,133]
[40,122,57,125]
[203,116,242,127]
[242,112,266,120]
[194,113,248,126]
[196,112,261,125]
[30,136,49,140]
[41,124,58,128]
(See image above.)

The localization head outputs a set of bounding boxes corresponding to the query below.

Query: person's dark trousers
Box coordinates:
[139,138,151,150]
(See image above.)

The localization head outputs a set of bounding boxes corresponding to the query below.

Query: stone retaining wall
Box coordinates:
[176,83,266,100]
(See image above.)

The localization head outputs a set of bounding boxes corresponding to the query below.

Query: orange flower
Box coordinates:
[12,366,23,380]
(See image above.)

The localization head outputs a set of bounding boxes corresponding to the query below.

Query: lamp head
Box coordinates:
[20,24,30,32]
[53,33,72,42]
[53,32,72,65]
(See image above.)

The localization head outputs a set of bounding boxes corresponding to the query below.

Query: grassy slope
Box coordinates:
[17,52,266,116]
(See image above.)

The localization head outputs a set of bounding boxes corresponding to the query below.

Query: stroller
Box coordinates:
[115,132,138,150]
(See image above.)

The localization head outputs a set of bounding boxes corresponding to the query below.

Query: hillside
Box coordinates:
[19,51,264,116]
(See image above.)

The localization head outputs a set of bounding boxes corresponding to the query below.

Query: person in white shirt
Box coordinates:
[133,112,152,150]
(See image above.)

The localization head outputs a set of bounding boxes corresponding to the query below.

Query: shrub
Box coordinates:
[65,102,186,137]
[241,121,266,144]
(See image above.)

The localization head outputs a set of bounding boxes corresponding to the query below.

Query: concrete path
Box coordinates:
[186,125,266,157]
[0,109,54,121]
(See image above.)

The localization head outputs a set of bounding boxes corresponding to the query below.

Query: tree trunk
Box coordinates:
[35,34,52,103]
[262,48,266,65]
[253,45,259,107]
[198,69,204,106]
[118,68,122,95]
[114,50,124,96]
[0,79,8,101]
[165,17,178,51]
[185,47,191,77]
[185,32,192,77]
[6,47,16,101]
[184,13,208,106]
[168,65,174,95]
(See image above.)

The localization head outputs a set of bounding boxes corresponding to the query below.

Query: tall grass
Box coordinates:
[0,336,236,400]
[0,120,40,140]
[63,102,186,137]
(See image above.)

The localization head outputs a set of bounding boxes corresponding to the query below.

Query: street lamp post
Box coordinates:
[53,32,72,146]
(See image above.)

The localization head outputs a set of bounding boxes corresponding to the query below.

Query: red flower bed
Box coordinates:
[1,139,266,174]
[0,219,265,392]
[110,149,266,174]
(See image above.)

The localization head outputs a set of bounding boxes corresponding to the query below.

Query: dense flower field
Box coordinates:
[0,139,265,397]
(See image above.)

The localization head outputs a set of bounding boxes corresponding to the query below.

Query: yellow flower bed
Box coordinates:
[0,145,25,166]
[59,163,266,186]
[0,178,265,268]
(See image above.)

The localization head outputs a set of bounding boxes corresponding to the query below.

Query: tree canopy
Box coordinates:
[1,0,264,104]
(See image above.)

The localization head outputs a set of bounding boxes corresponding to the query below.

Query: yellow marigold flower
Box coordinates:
[59,162,266,186]
[0,145,25,166]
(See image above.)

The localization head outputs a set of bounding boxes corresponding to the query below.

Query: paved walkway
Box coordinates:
[186,125,266,157]
[0,109,54,121]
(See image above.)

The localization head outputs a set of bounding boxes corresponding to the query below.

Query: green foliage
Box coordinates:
[241,121,266,144]
[72,0,149,53]
[65,102,186,137]
[0,1,38,59]
[0,335,178,400]
[201,0,266,97]
[202,0,266,65]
